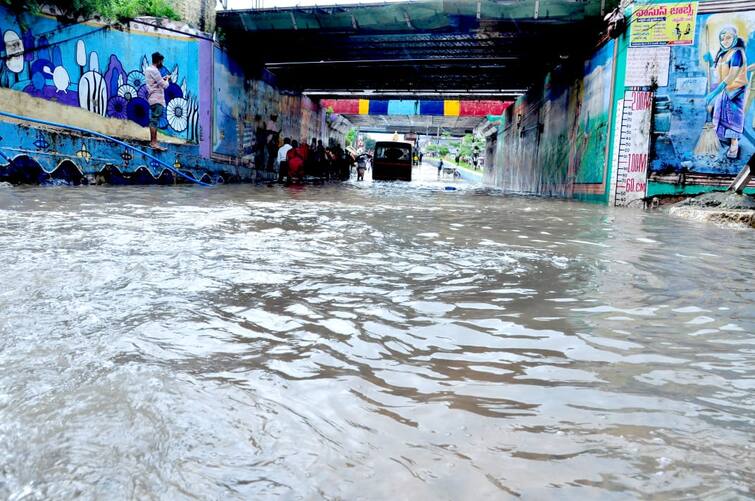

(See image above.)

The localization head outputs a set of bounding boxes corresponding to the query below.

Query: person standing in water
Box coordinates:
[276,137,292,183]
[356,153,367,181]
[145,52,171,151]
[437,158,443,177]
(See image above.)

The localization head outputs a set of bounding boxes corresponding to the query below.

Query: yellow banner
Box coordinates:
[630,2,698,47]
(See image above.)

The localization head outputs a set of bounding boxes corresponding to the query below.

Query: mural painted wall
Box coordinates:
[0,7,200,142]
[649,9,755,194]
[574,41,615,187]
[246,78,323,144]
[487,39,616,202]
[0,5,340,182]
[212,47,245,157]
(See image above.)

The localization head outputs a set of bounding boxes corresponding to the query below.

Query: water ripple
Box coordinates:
[1,183,754,499]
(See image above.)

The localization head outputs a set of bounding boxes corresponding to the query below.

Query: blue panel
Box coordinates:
[368,100,389,115]
[419,101,444,116]
[387,100,417,115]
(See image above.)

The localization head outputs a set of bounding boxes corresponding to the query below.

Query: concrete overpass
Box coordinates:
[217,0,617,136]
[217,0,616,97]
[320,98,510,135]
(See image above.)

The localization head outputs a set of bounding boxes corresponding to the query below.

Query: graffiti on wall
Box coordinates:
[572,40,615,185]
[299,96,321,144]
[651,11,755,178]
[212,47,245,156]
[0,8,200,141]
[247,81,322,142]
[237,77,324,168]
[538,75,572,195]
[492,39,616,199]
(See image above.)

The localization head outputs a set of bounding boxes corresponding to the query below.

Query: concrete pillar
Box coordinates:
[198,39,213,159]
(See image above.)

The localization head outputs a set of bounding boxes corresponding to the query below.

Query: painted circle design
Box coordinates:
[164,82,183,103]
[126,97,150,127]
[167,98,189,132]
[127,71,145,90]
[117,84,138,101]
[107,96,129,120]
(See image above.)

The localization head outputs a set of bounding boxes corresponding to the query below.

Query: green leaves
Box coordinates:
[4,0,179,22]
[457,133,484,159]
[345,127,357,147]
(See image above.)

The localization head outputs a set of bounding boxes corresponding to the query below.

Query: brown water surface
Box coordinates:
[1,168,753,499]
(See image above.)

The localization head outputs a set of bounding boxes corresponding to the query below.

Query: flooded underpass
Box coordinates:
[1,170,754,499]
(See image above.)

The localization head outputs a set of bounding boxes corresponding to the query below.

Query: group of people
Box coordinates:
[275,138,353,183]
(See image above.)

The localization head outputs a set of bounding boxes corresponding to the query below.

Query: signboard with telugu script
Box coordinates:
[630,2,698,47]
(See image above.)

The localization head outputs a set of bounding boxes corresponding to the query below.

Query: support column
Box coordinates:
[198,39,213,159]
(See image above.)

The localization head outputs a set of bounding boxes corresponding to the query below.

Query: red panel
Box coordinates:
[321,99,359,114]
[459,100,513,116]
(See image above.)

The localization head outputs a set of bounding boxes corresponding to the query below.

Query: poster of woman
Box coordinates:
[650,12,755,179]
[704,25,754,159]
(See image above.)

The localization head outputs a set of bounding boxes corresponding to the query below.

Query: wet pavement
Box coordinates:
[1,169,754,499]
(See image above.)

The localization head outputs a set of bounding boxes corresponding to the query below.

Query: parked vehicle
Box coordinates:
[372,141,412,181]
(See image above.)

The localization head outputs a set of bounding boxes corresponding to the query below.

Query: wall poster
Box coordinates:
[631,2,698,47]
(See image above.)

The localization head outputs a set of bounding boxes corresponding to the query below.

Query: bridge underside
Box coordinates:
[321,98,508,135]
[342,114,486,135]
[217,0,615,99]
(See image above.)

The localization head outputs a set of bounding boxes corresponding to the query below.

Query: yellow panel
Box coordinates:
[359,99,370,115]
[444,100,461,116]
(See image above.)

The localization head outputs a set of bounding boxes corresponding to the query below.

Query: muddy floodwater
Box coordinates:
[1,167,754,499]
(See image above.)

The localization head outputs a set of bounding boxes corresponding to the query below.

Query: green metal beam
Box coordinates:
[220,0,620,33]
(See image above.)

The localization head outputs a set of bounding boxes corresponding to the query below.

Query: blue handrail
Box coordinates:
[0,110,212,186]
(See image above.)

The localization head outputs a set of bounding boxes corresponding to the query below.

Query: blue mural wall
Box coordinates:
[212,47,245,157]
[0,5,336,184]
[0,8,201,142]
[651,10,755,182]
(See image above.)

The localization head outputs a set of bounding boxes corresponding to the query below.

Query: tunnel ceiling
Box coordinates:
[217,0,618,99]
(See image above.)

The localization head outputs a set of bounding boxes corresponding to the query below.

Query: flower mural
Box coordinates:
[127,71,146,90]
[126,98,151,127]
[0,8,200,143]
[167,97,189,132]
[117,84,137,101]
[107,95,128,120]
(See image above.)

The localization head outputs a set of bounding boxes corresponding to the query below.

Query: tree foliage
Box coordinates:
[458,133,484,160]
[1,0,179,22]
[345,127,357,147]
